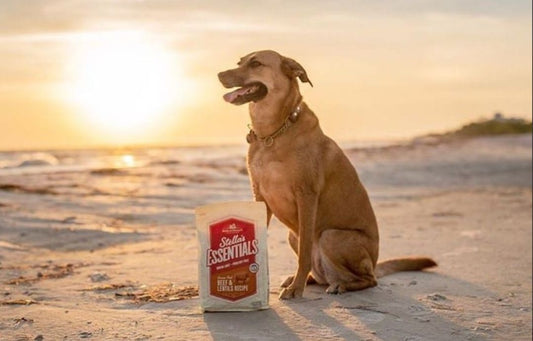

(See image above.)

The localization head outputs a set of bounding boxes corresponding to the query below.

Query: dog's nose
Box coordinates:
[218,70,233,87]
[217,71,225,84]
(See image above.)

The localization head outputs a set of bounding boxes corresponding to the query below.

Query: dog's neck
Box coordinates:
[248,84,302,138]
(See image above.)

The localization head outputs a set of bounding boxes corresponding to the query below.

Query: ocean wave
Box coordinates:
[0,183,57,195]
[148,160,181,166]
[0,152,59,169]
[90,168,128,176]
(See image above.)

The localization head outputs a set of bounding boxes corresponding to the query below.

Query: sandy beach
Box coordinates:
[0,134,531,340]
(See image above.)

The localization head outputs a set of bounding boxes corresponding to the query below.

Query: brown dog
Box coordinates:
[218,50,436,299]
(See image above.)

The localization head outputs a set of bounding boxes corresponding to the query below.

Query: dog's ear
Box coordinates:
[281,57,313,87]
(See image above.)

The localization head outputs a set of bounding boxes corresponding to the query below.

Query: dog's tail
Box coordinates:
[375,257,437,278]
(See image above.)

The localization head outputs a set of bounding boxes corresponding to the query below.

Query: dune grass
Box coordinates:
[448,114,531,137]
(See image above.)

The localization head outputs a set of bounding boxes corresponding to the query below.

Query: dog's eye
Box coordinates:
[249,60,262,68]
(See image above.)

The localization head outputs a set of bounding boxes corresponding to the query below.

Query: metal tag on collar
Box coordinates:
[289,105,301,123]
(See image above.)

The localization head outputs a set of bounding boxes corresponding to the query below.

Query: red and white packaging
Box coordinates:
[196,201,269,312]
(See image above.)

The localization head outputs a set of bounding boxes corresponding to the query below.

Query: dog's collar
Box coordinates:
[247,99,303,147]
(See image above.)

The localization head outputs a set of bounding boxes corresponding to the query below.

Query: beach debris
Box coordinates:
[115,283,198,303]
[81,283,134,291]
[0,298,38,305]
[14,317,34,328]
[427,293,447,301]
[408,280,417,286]
[34,335,44,341]
[81,281,197,303]
[89,272,110,282]
[428,302,457,311]
[79,331,93,338]
[5,263,89,285]
[1,261,53,270]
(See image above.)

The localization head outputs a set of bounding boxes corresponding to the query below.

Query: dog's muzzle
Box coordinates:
[222,82,267,105]
[218,71,267,105]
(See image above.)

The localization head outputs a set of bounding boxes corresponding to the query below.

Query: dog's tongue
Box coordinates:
[223,86,249,103]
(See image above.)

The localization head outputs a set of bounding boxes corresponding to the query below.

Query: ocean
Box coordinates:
[0,135,531,215]
[0,145,249,176]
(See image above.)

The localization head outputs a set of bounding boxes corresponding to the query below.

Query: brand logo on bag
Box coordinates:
[207,217,258,301]
[222,223,243,234]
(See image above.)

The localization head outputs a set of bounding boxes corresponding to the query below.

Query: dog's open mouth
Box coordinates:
[223,82,267,105]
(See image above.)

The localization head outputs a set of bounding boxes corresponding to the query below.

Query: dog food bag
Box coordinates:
[196,201,269,312]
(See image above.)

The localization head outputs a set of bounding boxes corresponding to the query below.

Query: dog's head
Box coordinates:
[218,50,312,105]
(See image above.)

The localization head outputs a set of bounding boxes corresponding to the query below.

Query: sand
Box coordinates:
[0,134,531,340]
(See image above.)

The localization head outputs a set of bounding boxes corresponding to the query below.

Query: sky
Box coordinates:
[0,0,531,151]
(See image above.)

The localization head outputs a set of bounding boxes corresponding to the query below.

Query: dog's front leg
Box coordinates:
[279,191,318,300]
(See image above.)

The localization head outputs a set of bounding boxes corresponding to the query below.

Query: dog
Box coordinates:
[218,50,436,299]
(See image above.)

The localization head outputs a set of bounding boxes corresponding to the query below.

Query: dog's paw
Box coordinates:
[280,276,294,288]
[326,283,346,295]
[281,274,317,288]
[279,285,304,300]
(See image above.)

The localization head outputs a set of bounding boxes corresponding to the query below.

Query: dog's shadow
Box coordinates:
[204,271,494,340]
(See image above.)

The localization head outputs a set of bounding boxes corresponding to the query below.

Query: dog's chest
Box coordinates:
[248,151,298,228]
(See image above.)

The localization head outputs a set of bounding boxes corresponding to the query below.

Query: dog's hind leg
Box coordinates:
[318,229,378,294]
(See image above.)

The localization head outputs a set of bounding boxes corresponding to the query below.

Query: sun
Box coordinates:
[67,31,182,138]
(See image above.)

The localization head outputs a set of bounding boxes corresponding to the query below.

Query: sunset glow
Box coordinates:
[66,32,181,137]
[0,1,530,150]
